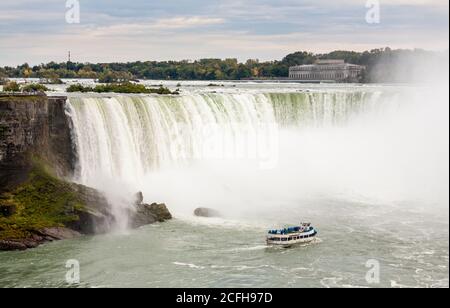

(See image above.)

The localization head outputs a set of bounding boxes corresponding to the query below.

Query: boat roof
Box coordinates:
[268,223,312,234]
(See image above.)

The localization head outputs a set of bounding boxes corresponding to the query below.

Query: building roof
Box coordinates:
[315,59,345,65]
[289,60,364,70]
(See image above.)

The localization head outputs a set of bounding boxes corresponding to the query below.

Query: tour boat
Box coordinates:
[266,223,318,247]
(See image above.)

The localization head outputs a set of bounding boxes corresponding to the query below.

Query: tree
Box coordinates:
[0,70,7,85]
[38,69,63,84]
[22,67,33,79]
[0,48,445,83]
[281,51,316,66]
[97,70,134,83]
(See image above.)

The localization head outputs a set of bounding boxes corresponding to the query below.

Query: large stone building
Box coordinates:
[289,59,365,82]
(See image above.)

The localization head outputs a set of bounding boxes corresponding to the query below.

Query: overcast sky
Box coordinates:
[0,0,448,66]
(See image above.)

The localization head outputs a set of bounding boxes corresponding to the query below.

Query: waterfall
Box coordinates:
[67,91,384,185]
[65,87,447,220]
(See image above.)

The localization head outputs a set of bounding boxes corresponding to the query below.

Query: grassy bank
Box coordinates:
[0,160,83,241]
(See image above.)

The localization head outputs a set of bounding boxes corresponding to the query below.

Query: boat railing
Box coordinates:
[268,225,314,235]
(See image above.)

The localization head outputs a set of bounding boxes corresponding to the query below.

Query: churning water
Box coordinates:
[0,83,448,288]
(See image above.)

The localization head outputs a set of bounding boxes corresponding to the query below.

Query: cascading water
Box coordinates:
[66,87,448,226]
[68,91,384,183]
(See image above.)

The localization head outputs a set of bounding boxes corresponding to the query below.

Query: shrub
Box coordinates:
[66,84,92,93]
[97,71,134,83]
[2,81,20,92]
[66,83,179,95]
[21,83,50,93]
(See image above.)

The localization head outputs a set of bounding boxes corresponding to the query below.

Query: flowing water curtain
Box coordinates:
[67,91,385,185]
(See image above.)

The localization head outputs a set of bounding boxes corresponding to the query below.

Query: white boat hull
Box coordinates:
[266,229,318,247]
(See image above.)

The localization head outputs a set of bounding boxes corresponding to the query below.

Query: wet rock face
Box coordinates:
[0,94,48,191]
[0,94,75,192]
[47,96,76,178]
[194,207,221,218]
[65,183,116,235]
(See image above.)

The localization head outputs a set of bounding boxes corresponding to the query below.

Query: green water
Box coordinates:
[1,200,447,288]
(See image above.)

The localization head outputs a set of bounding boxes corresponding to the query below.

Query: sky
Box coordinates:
[0,0,448,66]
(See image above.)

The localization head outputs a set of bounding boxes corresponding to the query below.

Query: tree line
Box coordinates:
[0,48,446,83]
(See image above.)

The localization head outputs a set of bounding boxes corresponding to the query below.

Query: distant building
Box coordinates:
[289,59,365,82]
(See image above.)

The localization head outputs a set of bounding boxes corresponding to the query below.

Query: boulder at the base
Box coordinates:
[131,202,172,228]
[149,203,173,222]
[131,203,157,228]
[194,207,221,218]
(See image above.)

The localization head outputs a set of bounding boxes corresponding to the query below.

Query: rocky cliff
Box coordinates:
[0,94,171,251]
[0,94,75,191]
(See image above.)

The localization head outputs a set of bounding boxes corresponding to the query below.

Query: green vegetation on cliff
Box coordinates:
[21,83,50,93]
[67,82,179,95]
[2,81,20,92]
[1,81,50,93]
[0,160,84,241]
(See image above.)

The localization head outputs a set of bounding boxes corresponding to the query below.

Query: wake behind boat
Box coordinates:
[266,223,318,247]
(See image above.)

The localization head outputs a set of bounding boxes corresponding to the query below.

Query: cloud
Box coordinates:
[314,0,448,6]
[151,16,225,29]
[85,16,225,37]
[0,0,448,66]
